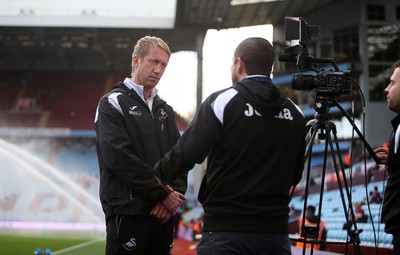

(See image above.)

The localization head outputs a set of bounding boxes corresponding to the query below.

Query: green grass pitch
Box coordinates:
[0,229,105,255]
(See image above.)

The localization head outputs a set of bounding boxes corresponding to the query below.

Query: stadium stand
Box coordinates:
[0,71,118,130]
[0,111,42,127]
[0,137,103,224]
[290,180,393,253]
[0,77,20,110]
[0,70,188,131]
[54,147,98,176]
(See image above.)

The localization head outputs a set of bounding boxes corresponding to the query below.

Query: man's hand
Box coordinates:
[155,176,186,214]
[150,202,171,223]
[162,191,186,215]
[374,147,388,165]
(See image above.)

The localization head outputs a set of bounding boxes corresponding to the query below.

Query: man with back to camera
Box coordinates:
[95,35,187,255]
[154,37,306,255]
[374,59,400,255]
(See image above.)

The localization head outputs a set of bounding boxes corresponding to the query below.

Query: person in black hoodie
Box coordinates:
[95,36,187,255]
[375,59,400,255]
[154,37,306,255]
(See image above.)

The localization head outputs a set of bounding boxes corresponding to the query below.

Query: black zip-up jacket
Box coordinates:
[155,76,306,233]
[382,114,400,236]
[95,82,187,219]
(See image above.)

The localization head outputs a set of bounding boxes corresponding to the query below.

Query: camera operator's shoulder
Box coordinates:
[286,98,305,117]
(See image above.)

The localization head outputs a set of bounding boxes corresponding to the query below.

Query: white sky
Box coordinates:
[157,24,273,120]
[156,51,198,119]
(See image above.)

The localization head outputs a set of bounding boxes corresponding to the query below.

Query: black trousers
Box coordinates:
[106,215,173,255]
[197,231,292,255]
[393,233,400,255]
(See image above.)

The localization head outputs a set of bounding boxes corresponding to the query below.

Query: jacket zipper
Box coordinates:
[145,101,154,119]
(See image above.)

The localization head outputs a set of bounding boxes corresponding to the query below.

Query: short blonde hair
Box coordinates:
[131,36,171,76]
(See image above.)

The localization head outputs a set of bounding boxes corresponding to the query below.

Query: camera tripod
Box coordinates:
[293,97,380,255]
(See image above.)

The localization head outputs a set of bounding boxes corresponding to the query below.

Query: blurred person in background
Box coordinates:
[374,59,400,255]
[95,35,187,255]
[353,202,366,223]
[296,205,326,250]
[368,185,382,204]
[155,37,306,255]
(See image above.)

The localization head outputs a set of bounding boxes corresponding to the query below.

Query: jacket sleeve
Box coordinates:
[167,109,188,195]
[95,95,169,201]
[154,95,222,185]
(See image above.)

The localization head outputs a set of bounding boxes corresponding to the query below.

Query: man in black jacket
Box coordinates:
[95,36,187,255]
[375,59,400,255]
[155,37,306,254]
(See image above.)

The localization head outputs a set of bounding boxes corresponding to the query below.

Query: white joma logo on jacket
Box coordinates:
[244,103,293,120]
[244,103,262,116]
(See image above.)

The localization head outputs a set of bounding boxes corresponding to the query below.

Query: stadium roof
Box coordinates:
[0,0,343,71]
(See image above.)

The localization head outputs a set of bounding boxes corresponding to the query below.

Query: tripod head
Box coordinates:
[314,96,334,116]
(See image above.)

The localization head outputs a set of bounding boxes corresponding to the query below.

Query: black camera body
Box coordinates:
[292,71,352,96]
[279,17,352,98]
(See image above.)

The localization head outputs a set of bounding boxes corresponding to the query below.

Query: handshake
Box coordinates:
[149,177,186,223]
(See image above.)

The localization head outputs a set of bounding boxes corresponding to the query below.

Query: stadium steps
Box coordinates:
[104,73,115,94]
[11,87,26,110]
[38,111,51,128]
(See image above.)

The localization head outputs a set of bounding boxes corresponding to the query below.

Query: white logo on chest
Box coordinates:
[129,105,142,116]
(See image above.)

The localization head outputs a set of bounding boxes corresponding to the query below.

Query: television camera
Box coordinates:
[279,17,352,99]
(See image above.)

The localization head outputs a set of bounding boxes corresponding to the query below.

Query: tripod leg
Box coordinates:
[298,112,365,255]
[327,126,362,255]
[295,123,322,255]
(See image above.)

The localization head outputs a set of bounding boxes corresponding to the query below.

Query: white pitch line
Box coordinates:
[52,237,104,254]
